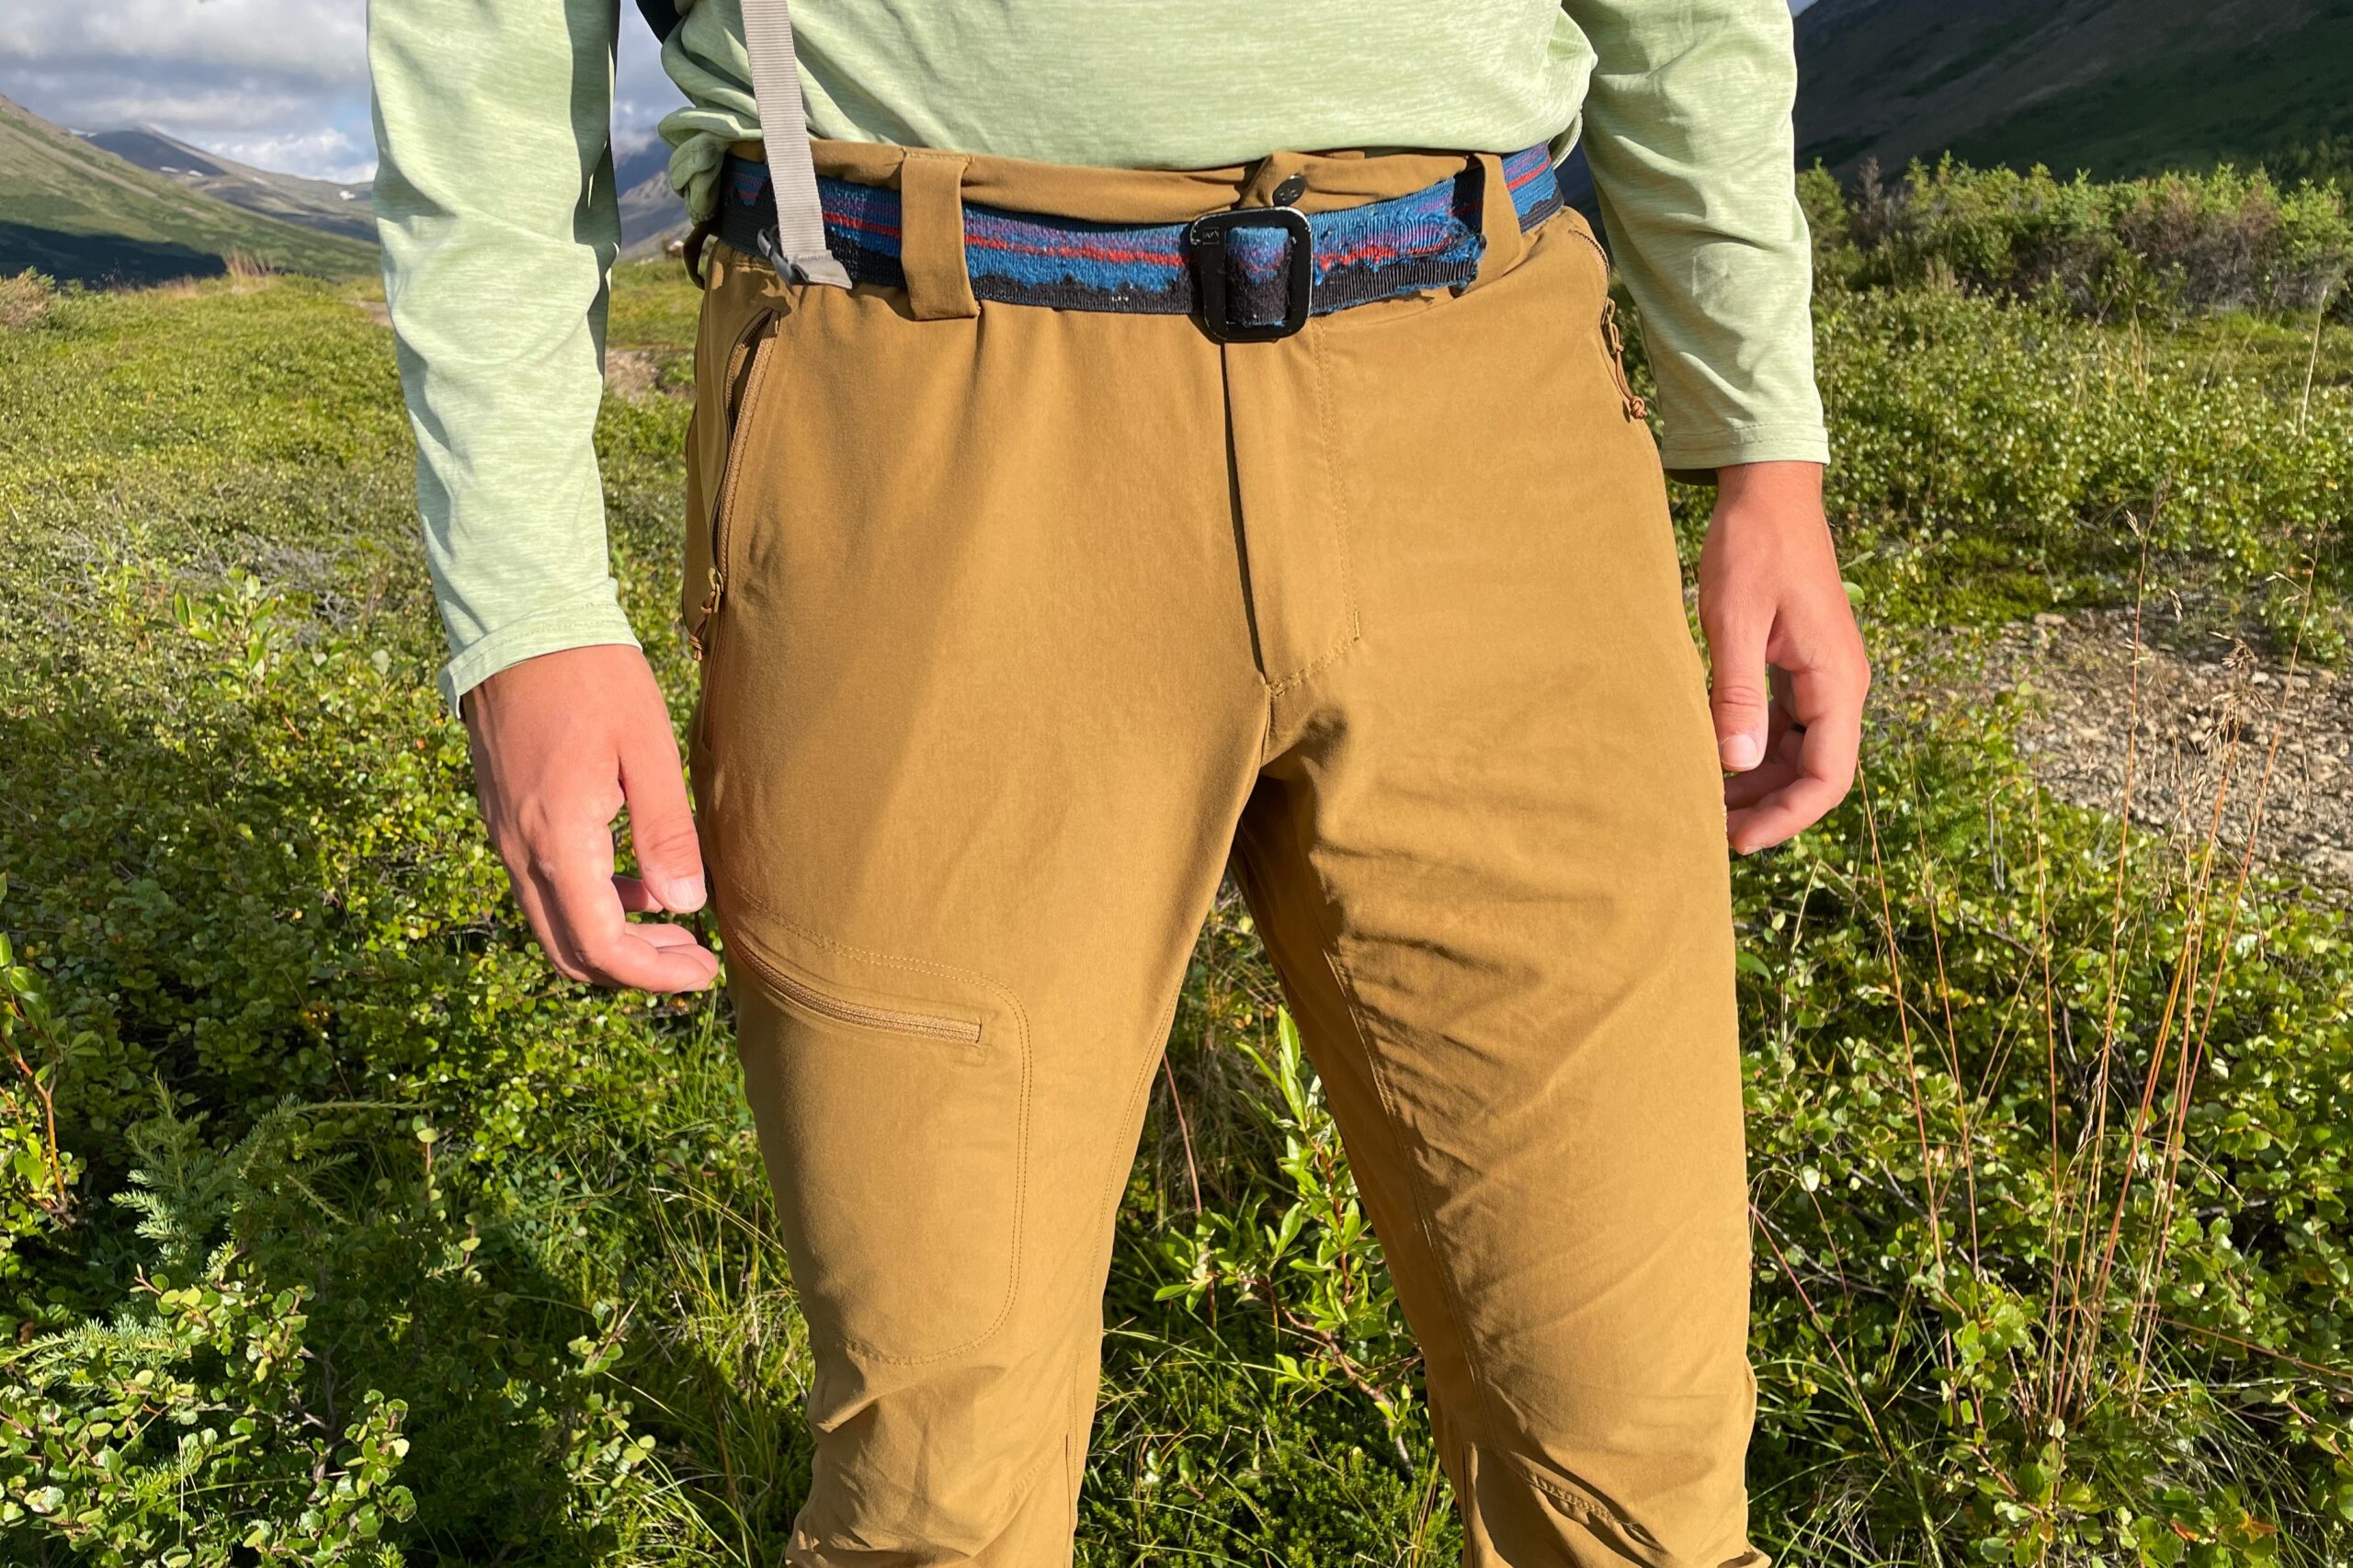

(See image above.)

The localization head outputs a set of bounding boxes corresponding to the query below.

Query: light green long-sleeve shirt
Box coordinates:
[369,0,1829,710]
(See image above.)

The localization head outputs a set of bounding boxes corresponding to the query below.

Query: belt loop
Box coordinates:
[898,151,978,321]
[1470,152,1526,291]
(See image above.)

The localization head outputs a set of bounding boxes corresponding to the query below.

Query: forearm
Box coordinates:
[369,0,638,710]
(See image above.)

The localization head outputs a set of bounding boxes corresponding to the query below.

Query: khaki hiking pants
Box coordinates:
[682,141,1760,1568]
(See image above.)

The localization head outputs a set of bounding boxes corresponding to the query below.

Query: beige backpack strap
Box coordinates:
[738,0,851,287]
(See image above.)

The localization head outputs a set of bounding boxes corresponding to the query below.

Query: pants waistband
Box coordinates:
[708,142,1566,335]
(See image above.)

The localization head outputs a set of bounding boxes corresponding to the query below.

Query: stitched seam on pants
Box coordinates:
[992,1421,1077,1550]
[1090,984,1186,1244]
[1262,327,1362,699]
[1504,1448,1631,1526]
[1316,942,1517,1463]
[726,884,1033,1368]
[1338,969,1753,1560]
[1491,1441,1755,1563]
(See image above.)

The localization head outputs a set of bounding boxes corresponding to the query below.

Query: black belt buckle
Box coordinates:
[1186,207,1313,343]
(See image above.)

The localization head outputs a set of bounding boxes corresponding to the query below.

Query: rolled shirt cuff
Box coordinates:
[1657,421,1833,483]
[435,578,642,714]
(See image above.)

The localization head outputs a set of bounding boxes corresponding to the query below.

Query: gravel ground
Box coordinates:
[603,347,681,399]
[1899,608,2353,887]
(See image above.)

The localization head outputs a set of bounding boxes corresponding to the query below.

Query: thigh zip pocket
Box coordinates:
[688,307,779,665]
[726,908,1029,1364]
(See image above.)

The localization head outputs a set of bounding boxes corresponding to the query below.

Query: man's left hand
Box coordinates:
[1697,460,1870,854]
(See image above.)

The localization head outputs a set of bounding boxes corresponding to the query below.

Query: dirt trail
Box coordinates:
[1906,609,2353,886]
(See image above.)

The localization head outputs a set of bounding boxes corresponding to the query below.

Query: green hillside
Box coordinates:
[82,126,377,246]
[0,96,376,285]
[1797,0,2353,183]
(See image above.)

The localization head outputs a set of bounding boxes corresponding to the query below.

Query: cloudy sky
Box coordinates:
[0,0,680,184]
[1,0,1814,186]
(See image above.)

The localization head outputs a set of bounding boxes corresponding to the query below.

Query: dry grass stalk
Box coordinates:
[0,269,52,329]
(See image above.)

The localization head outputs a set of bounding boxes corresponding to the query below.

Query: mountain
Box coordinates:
[1795,0,2353,182]
[80,126,375,246]
[615,139,689,256]
[0,96,378,285]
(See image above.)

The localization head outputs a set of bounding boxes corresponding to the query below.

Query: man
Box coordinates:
[369,0,1867,1562]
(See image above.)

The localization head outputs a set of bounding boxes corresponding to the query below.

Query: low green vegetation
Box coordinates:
[1808,160,2351,323]
[0,157,2348,1564]
[1646,162,2353,647]
[0,97,376,288]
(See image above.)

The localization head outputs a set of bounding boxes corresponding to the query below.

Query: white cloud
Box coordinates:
[614,22,677,157]
[0,0,683,183]
[208,126,379,186]
[0,0,368,82]
[6,75,326,135]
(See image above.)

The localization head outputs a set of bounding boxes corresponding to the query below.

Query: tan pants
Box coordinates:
[684,142,1759,1568]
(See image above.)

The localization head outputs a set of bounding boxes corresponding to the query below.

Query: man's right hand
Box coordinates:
[462,643,721,993]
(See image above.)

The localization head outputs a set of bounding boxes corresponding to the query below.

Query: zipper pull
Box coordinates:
[1599,299,1650,423]
[688,566,724,661]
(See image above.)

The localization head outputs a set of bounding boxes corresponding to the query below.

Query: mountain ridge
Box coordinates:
[80,126,377,246]
[0,96,378,285]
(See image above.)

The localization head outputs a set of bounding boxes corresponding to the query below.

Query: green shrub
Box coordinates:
[1824,158,2352,324]
[1,1099,417,1565]
[0,891,84,1282]
[2,219,2348,1568]
[1621,269,2353,635]
[1814,286,2352,624]
[1734,698,2353,1564]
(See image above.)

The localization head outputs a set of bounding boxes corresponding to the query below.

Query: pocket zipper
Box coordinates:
[1566,225,1652,425]
[739,944,983,1045]
[688,310,779,663]
[1597,298,1649,423]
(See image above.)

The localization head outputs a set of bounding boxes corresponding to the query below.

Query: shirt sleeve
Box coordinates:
[1560,0,1830,478]
[369,0,641,712]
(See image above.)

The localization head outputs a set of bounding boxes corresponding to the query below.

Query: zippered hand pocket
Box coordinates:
[1562,223,1650,425]
[724,908,1029,1365]
[689,307,780,663]
[736,934,985,1052]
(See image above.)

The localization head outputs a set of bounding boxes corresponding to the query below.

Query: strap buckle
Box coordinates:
[756,222,853,290]
[1186,207,1314,343]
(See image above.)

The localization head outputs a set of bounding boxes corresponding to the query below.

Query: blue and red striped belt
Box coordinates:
[710,145,1566,342]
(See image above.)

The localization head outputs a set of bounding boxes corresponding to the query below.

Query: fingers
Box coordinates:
[488,787,717,993]
[1724,658,1868,854]
[1722,724,1804,809]
[617,720,708,915]
[613,874,666,914]
[531,843,720,992]
[631,922,710,954]
[1702,599,1773,774]
[467,645,722,994]
[1697,467,1870,852]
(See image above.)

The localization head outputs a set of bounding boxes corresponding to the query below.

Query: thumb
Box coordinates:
[616,719,707,914]
[1704,605,1772,773]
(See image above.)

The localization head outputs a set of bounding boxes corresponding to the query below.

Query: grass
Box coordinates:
[0,218,2347,1563]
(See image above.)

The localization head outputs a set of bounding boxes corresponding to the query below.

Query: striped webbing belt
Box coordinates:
[733,0,1566,340]
[710,146,1566,340]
